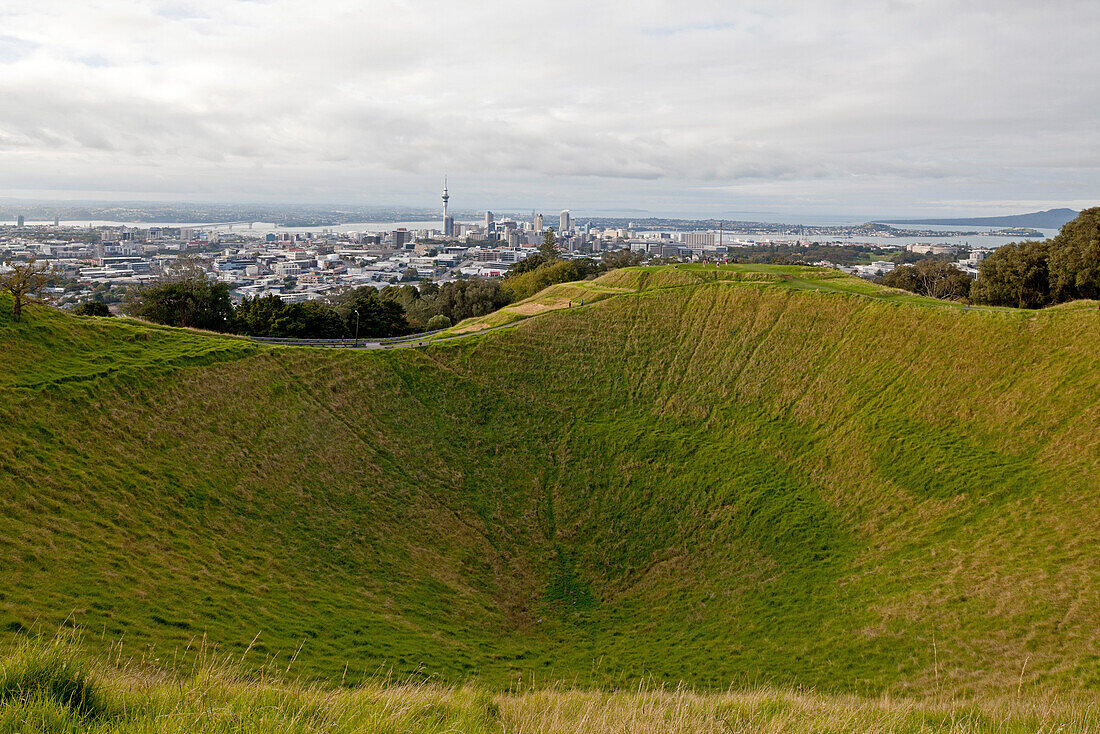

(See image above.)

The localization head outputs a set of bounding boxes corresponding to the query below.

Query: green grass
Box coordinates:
[2,266,1100,703]
[4,636,1100,733]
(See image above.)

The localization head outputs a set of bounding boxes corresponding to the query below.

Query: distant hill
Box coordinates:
[3,266,1100,697]
[878,208,1078,229]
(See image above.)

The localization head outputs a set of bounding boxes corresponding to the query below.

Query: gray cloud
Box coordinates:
[0,0,1097,216]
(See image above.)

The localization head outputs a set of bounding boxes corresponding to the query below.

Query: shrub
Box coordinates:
[72,301,112,317]
[426,314,452,331]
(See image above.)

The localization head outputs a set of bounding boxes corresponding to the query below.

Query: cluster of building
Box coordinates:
[0,183,997,309]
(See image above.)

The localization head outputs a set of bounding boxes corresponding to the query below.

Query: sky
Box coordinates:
[0,0,1098,219]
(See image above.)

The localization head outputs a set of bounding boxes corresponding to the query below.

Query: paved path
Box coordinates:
[244,322,517,350]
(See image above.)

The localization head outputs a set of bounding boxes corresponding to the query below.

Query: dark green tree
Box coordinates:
[378,279,510,330]
[233,294,288,335]
[970,240,1053,308]
[73,301,112,317]
[377,284,421,314]
[1048,207,1100,301]
[539,228,558,261]
[509,254,547,276]
[126,278,233,331]
[330,287,409,337]
[269,301,345,338]
[502,260,584,301]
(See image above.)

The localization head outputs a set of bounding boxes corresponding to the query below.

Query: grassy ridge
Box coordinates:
[2,266,1100,698]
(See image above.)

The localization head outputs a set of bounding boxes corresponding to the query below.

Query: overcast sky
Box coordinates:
[1,0,1097,218]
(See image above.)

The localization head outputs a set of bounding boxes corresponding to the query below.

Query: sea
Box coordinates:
[3,219,1059,251]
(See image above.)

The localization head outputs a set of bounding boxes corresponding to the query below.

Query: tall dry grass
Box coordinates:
[3,636,1099,733]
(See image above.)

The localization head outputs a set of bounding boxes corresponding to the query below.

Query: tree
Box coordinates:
[970,240,1053,308]
[539,228,558,261]
[328,286,409,337]
[502,260,583,301]
[270,301,345,338]
[600,249,643,271]
[1048,207,1100,301]
[234,294,348,338]
[426,314,452,331]
[378,278,510,330]
[126,278,234,330]
[0,259,52,321]
[232,294,289,336]
[880,259,972,300]
[73,301,112,317]
[509,254,547,276]
[376,284,421,314]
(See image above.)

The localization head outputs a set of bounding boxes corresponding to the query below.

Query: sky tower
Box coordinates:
[441,177,454,237]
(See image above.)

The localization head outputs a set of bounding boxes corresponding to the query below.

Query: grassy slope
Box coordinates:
[2,266,1099,698]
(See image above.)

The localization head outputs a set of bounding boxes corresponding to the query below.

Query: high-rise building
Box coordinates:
[16,215,24,227]
[53,215,60,227]
[441,178,452,237]
[485,211,493,232]
[535,213,544,232]
[560,210,570,232]
[392,229,411,249]
[682,231,716,248]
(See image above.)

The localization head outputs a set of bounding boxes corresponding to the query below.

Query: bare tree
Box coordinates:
[0,259,53,321]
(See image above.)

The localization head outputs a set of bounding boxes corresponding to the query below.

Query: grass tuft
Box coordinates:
[0,636,106,721]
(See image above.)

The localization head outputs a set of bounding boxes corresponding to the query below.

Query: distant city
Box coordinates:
[0,183,1060,312]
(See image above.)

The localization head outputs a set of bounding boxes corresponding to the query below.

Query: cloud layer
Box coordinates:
[1,0,1098,216]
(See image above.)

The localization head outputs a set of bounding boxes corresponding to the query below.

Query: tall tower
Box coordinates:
[441,177,453,237]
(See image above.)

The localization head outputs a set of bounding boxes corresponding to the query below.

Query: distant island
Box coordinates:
[876,208,1078,229]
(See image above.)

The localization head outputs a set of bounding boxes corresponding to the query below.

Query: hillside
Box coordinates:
[3,265,1100,698]
[879,207,1078,229]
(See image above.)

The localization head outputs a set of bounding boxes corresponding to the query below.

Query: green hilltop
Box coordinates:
[2,264,1099,698]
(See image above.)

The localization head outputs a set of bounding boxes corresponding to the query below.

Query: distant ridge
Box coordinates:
[877,208,1078,229]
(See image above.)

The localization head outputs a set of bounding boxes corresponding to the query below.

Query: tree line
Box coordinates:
[120,236,644,338]
[968,207,1100,308]
[875,208,1099,307]
[123,280,493,339]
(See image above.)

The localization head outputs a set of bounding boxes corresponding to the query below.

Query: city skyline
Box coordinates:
[0,1,1098,217]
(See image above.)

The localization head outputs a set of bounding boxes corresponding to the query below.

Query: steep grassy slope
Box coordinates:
[2,266,1100,697]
